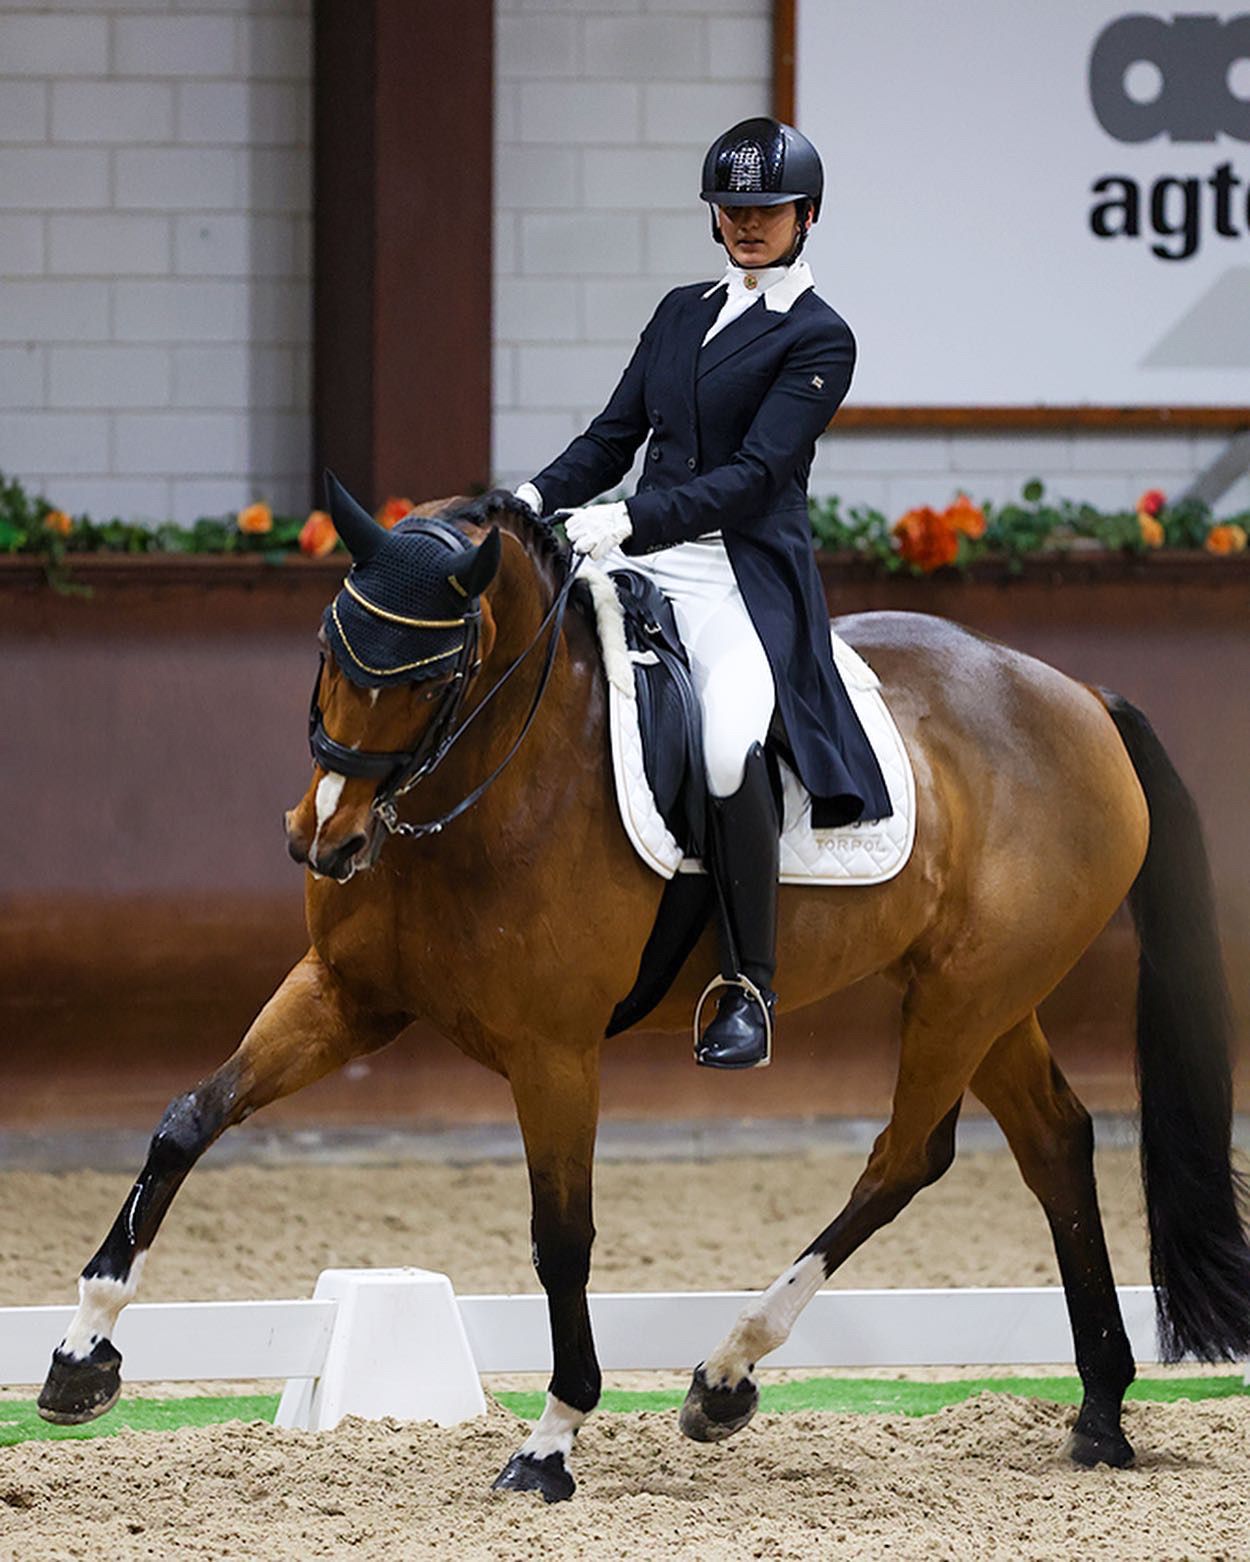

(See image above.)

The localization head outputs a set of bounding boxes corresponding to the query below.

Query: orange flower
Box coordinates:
[42,509,73,537]
[1205,523,1248,555]
[375,497,414,530]
[299,509,338,558]
[943,492,986,539]
[1136,488,1166,518]
[1137,511,1164,548]
[892,506,959,572]
[237,500,273,535]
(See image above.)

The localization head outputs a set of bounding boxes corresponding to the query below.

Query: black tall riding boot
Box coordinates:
[696,742,779,1070]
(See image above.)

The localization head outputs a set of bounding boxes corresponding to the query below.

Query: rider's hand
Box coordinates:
[514,482,543,516]
[563,502,632,561]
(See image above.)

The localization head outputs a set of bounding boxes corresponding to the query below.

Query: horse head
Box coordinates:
[284,473,504,881]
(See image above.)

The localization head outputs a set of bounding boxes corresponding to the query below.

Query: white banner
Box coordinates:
[796,2,1250,405]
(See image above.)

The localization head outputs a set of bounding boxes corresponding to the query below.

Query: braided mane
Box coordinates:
[438,488,572,596]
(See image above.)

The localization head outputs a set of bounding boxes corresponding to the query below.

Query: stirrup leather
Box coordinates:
[692,972,773,1064]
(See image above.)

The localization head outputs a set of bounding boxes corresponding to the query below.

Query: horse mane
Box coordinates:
[434,489,572,598]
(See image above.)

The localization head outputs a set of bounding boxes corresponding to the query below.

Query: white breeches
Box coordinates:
[603,538,775,798]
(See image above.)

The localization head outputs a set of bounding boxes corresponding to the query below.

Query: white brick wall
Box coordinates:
[0,1,312,524]
[491,0,1250,519]
[493,0,772,493]
[5,3,1242,527]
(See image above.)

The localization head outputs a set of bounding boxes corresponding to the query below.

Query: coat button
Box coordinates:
[650,446,662,461]
[651,409,664,425]
[686,457,696,470]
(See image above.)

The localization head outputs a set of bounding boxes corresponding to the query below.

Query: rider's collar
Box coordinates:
[702,258,814,314]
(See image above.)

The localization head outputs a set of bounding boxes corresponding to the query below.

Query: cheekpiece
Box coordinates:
[323,516,472,687]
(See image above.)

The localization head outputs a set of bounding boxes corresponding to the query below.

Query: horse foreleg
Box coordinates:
[492,1042,601,1503]
[680,984,999,1443]
[972,1012,1135,1468]
[37,950,402,1425]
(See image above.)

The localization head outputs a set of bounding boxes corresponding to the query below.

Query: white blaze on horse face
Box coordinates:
[311,771,346,855]
[702,1251,826,1388]
[519,1393,585,1463]
[59,1252,148,1360]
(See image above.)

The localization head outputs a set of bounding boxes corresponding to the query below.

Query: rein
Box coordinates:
[309,549,584,841]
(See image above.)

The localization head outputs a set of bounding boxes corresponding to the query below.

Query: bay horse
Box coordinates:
[39,488,1250,1502]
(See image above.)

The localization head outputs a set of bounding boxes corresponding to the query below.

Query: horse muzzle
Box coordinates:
[284,804,383,882]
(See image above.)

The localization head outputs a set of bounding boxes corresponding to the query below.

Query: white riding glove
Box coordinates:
[563,501,633,561]
[514,482,543,516]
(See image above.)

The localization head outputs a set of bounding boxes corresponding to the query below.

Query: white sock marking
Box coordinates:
[520,1394,585,1462]
[703,1251,826,1387]
[59,1251,148,1360]
[311,772,346,856]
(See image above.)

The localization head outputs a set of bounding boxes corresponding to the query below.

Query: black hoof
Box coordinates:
[678,1364,759,1443]
[1066,1424,1135,1469]
[492,1450,576,1503]
[37,1340,123,1426]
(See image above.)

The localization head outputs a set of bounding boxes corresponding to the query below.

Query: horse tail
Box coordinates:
[1101,688,1250,1361]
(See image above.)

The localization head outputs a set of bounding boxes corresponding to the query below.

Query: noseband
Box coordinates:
[308,530,582,841]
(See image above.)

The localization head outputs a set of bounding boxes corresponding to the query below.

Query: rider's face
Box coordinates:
[716,201,806,267]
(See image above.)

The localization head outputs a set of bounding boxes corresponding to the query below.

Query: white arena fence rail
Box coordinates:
[0,1270,1243,1431]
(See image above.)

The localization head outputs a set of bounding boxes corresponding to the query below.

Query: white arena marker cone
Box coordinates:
[276,1268,487,1431]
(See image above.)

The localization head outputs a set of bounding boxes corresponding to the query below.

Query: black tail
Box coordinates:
[1103,689,1250,1361]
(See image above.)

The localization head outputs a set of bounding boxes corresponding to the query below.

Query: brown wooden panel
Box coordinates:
[2,563,1247,1127]
[373,0,492,500]
[313,0,492,508]
[773,0,796,122]
[312,0,376,502]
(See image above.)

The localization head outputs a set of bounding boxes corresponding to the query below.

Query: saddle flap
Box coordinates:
[610,569,706,854]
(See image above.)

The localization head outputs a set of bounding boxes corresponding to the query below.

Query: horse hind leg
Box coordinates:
[972,1011,1136,1468]
[681,980,1000,1443]
[37,951,403,1426]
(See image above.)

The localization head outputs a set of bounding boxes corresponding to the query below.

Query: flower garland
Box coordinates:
[810,479,1249,574]
[0,471,417,576]
[2,472,1247,580]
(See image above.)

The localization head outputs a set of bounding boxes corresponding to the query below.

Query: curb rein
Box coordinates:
[309,549,585,842]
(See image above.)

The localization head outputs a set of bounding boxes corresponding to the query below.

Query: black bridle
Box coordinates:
[308,549,583,841]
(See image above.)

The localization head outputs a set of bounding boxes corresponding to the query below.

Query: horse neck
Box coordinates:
[429,531,597,821]
[481,530,558,668]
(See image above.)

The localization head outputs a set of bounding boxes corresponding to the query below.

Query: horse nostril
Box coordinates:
[287,835,309,865]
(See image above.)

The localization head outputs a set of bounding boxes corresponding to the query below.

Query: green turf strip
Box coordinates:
[0,1395,281,1447]
[495,1376,1250,1421]
[2,1377,1245,1446]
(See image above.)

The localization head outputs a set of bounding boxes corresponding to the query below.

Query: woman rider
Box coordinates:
[515,117,892,1071]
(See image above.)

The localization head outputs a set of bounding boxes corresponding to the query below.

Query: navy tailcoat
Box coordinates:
[533,278,892,826]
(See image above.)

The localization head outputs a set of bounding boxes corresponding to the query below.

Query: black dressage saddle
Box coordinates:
[608,567,707,858]
[570,567,713,1037]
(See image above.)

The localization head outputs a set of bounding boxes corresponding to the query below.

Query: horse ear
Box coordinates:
[324,469,384,562]
[448,526,501,600]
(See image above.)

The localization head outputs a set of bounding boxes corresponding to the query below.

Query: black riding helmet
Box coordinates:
[699,116,823,262]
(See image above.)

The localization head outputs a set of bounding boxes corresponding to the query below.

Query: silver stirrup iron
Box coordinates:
[692,973,773,1066]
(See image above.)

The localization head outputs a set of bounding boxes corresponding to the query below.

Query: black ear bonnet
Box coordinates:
[320,472,500,688]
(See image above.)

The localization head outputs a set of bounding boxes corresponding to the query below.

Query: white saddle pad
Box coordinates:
[580,564,916,887]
